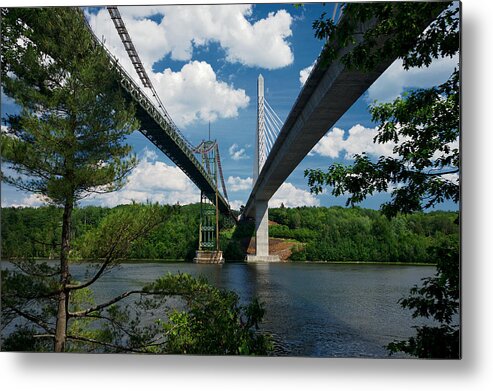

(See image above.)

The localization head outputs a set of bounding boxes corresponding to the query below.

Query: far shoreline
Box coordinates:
[1,258,436,267]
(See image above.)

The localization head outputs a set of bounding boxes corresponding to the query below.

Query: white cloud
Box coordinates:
[153,61,249,126]
[442,172,459,185]
[227,176,252,192]
[141,148,158,161]
[270,182,320,208]
[311,127,346,158]
[229,200,244,211]
[312,124,396,160]
[0,124,15,138]
[87,154,200,207]
[341,125,396,159]
[367,54,458,102]
[225,179,319,209]
[115,5,294,69]
[228,143,248,160]
[312,124,459,179]
[2,193,49,208]
[86,7,253,128]
[299,60,315,86]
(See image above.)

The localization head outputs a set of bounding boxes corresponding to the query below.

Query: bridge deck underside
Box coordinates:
[130,102,230,215]
[262,68,390,198]
[244,7,445,219]
[244,63,393,218]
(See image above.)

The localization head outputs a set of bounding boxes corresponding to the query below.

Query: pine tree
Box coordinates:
[1,7,138,351]
[1,8,272,356]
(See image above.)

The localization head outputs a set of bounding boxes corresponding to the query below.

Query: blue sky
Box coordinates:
[1,2,459,211]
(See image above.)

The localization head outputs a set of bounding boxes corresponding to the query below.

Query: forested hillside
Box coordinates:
[1,204,201,260]
[268,206,458,263]
[1,204,458,263]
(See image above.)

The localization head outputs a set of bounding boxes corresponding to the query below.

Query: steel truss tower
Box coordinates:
[193,140,224,263]
[198,141,219,251]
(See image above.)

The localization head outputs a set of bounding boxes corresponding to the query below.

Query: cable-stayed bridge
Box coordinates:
[243,4,449,261]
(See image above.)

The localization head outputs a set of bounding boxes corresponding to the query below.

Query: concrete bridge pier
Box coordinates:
[246,74,280,263]
[246,200,280,263]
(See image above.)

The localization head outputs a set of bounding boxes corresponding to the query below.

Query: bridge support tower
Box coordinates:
[246,75,280,263]
[194,141,224,264]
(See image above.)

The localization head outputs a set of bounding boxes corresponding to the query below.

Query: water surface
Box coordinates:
[65,261,435,357]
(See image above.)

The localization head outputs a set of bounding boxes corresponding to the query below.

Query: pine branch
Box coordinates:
[62,334,151,353]
[9,306,55,334]
[69,289,143,317]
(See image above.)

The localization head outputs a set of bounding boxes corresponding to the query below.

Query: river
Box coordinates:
[61,261,435,358]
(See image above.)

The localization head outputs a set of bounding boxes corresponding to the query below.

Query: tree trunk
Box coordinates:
[54,200,73,352]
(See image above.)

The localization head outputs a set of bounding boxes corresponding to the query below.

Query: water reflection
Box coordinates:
[1,260,435,357]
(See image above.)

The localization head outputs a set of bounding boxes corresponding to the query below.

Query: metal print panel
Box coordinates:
[1,2,460,358]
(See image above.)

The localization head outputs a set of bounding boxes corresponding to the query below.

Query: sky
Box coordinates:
[0,2,459,212]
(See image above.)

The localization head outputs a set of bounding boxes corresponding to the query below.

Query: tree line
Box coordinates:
[2,204,458,264]
[269,206,458,263]
[1,204,196,260]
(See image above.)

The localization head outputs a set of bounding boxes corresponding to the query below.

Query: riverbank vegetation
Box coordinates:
[269,206,458,264]
[2,204,458,264]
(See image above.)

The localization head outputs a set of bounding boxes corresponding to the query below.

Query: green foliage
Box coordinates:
[2,271,272,355]
[221,236,246,261]
[268,206,458,263]
[387,238,460,358]
[73,203,174,261]
[313,2,455,72]
[270,225,316,242]
[1,265,59,339]
[1,326,52,352]
[145,273,272,355]
[0,206,63,258]
[1,204,201,260]
[306,2,459,218]
[1,8,138,205]
[127,203,200,260]
[221,220,254,261]
[1,205,459,264]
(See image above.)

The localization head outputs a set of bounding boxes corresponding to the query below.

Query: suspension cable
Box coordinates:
[264,99,284,131]
[215,144,228,202]
[106,6,193,150]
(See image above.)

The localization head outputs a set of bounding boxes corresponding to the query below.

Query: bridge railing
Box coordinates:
[116,63,230,209]
[81,10,230,210]
[116,68,230,209]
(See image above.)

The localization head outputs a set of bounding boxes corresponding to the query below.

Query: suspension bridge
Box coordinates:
[82,4,446,263]
[84,7,231,263]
